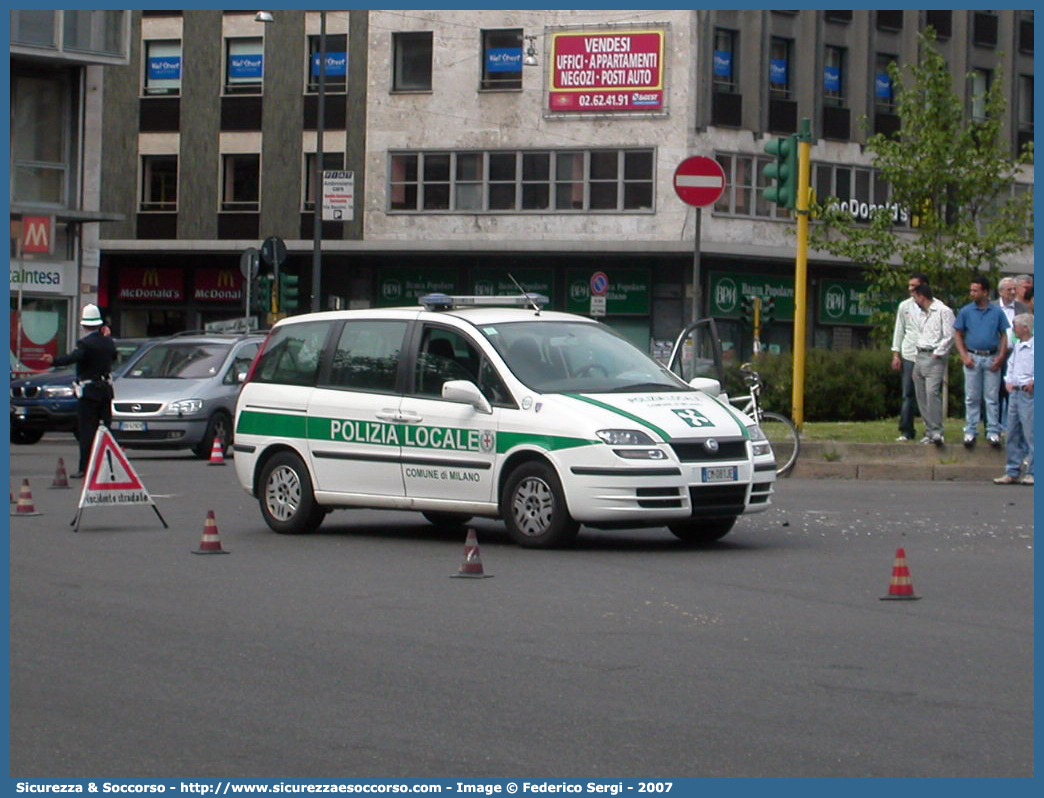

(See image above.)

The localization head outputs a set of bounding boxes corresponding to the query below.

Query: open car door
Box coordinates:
[666,317,725,389]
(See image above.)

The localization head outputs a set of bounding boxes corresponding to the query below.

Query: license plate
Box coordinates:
[120,421,146,432]
[702,465,737,483]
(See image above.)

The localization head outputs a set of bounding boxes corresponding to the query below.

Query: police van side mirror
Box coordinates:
[689,377,722,396]
[442,380,492,414]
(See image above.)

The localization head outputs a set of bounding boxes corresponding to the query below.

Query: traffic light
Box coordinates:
[279,272,300,312]
[251,275,273,314]
[762,135,798,209]
[761,297,775,325]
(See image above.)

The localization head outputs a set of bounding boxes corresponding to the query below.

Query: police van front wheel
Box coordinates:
[668,516,737,544]
[501,462,579,549]
[259,451,325,535]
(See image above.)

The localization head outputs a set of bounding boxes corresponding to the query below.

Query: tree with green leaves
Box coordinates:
[808,29,1033,319]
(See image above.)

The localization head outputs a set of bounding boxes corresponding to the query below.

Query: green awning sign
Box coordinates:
[377,267,459,307]
[709,273,795,321]
[566,268,650,315]
[471,268,554,298]
[818,279,890,325]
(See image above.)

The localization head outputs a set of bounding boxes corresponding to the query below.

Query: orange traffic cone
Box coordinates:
[207,436,226,466]
[13,479,41,517]
[880,547,920,600]
[192,510,230,554]
[450,528,493,578]
[50,457,70,489]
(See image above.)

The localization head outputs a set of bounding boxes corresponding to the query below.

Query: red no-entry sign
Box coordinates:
[673,156,727,207]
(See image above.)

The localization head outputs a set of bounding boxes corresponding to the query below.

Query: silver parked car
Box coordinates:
[112,332,263,458]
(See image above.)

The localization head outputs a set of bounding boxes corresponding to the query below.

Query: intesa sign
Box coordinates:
[548,28,665,113]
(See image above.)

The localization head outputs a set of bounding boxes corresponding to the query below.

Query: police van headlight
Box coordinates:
[165,399,204,416]
[597,429,655,446]
[748,424,773,457]
[42,386,75,398]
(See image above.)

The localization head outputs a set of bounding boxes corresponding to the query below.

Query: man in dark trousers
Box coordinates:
[41,304,117,478]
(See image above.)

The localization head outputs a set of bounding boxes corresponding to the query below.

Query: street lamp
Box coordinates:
[523,35,538,67]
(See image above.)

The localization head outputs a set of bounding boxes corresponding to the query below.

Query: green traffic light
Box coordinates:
[762,135,798,209]
[279,273,301,311]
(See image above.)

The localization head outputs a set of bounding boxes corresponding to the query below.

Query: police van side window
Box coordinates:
[255,322,330,386]
[326,320,407,393]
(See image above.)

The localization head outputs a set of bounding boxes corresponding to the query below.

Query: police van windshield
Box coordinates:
[478,320,690,394]
[124,342,231,379]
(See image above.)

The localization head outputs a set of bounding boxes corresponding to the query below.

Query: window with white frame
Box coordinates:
[140,155,178,211]
[713,153,790,220]
[388,149,654,213]
[875,54,897,111]
[970,68,991,120]
[11,70,72,207]
[769,37,792,100]
[481,29,523,90]
[225,37,264,94]
[63,10,125,56]
[307,33,347,93]
[304,152,346,211]
[712,28,738,93]
[392,31,433,91]
[144,39,181,96]
[221,154,260,211]
[823,45,845,106]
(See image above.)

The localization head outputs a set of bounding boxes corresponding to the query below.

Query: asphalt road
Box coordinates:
[8,435,1034,778]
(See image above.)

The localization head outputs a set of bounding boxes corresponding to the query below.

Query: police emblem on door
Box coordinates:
[480,430,496,454]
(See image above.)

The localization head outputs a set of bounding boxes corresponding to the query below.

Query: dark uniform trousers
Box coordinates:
[51,330,117,474]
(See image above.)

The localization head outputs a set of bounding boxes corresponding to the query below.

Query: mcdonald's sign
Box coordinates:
[21,216,53,254]
[194,268,243,302]
[118,267,185,300]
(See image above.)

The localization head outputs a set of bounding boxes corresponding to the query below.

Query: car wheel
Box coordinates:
[258,451,325,535]
[668,516,737,544]
[11,427,44,445]
[193,411,231,459]
[421,511,473,528]
[501,461,579,549]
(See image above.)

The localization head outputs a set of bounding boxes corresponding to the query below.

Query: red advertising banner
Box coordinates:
[117,267,185,301]
[548,29,665,112]
[194,268,243,302]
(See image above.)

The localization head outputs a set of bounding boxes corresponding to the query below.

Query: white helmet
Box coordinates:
[80,304,104,327]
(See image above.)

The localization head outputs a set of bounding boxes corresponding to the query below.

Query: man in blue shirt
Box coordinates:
[953,275,1009,448]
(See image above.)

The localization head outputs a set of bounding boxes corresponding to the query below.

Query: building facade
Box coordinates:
[9,9,131,368]
[93,9,1033,358]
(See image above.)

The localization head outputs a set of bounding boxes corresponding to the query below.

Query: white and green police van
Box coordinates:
[232,294,776,548]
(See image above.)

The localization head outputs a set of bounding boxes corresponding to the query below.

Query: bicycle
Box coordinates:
[730,362,800,477]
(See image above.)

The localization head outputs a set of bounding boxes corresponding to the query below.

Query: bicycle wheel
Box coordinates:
[759,411,800,477]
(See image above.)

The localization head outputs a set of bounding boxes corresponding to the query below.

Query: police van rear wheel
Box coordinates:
[422,511,473,528]
[259,451,325,535]
[668,516,737,544]
[502,462,579,549]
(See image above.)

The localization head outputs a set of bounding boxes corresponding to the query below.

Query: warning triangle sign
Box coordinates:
[71,425,167,531]
[86,426,144,491]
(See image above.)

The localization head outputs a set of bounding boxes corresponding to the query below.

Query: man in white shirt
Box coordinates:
[994,277,1029,429]
[910,283,955,445]
[890,273,928,441]
[994,313,1034,485]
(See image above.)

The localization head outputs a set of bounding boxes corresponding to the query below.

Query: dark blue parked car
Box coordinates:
[10,338,156,445]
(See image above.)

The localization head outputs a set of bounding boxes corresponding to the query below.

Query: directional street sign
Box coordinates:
[239,247,260,281]
[260,236,287,268]
[673,156,727,207]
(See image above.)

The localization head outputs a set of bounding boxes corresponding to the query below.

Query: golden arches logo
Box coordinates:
[142,269,160,288]
[217,270,236,288]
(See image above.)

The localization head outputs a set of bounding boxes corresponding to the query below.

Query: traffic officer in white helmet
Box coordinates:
[41,304,117,478]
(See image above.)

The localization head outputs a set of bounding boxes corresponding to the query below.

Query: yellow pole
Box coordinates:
[791,118,811,431]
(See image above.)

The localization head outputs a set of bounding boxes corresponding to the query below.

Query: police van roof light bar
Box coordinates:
[419,293,549,311]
